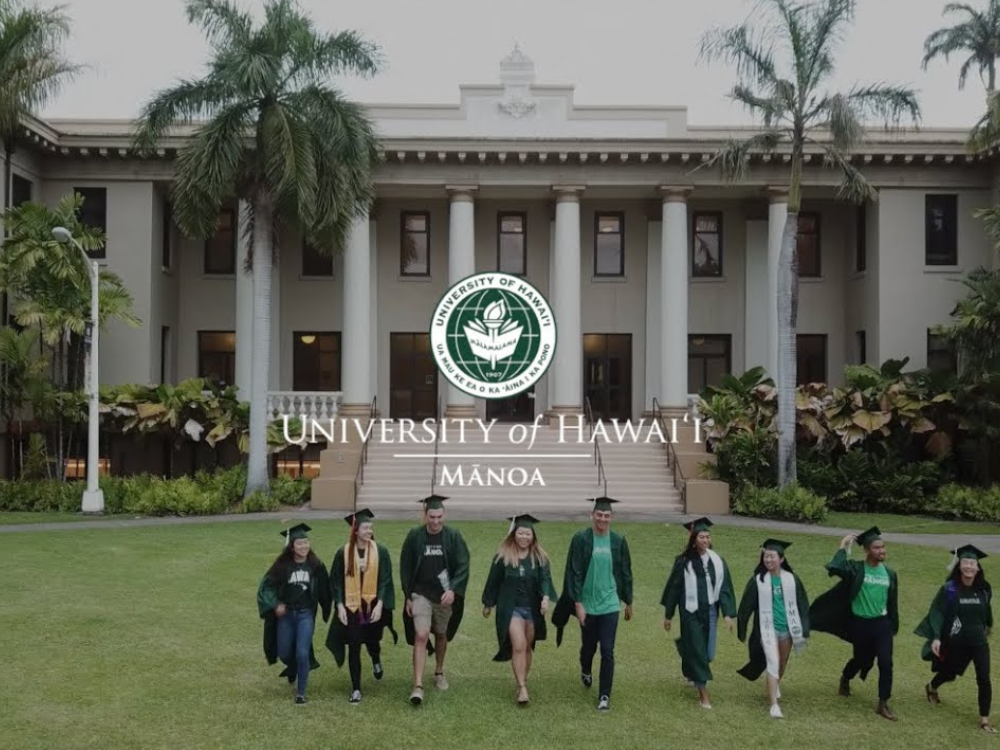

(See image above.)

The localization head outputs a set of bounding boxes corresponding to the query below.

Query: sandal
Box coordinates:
[517,684,530,706]
[926,683,941,706]
[981,720,997,733]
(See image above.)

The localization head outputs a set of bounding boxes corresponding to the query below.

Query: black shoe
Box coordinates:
[373,661,384,681]
[581,672,593,688]
[294,696,307,705]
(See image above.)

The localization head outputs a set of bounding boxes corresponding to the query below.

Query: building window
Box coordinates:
[293,332,341,391]
[927,330,957,375]
[197,331,235,386]
[11,174,32,207]
[926,194,958,265]
[595,212,625,276]
[75,187,107,259]
[401,212,430,276]
[162,200,172,270]
[797,334,827,385]
[855,204,866,273]
[498,212,526,275]
[160,326,171,384]
[856,330,866,365]
[688,335,731,394]
[302,240,334,277]
[796,212,820,277]
[692,212,723,277]
[204,208,236,274]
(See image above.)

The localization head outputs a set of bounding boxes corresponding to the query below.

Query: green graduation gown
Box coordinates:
[481,553,558,662]
[914,580,993,675]
[324,542,400,668]
[398,524,471,648]
[256,558,332,675]
[736,568,811,681]
[661,552,737,685]
[551,528,634,646]
[809,548,899,643]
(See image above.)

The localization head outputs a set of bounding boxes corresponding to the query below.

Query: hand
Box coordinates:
[371,601,383,623]
[624,604,633,621]
[274,603,287,618]
[337,604,348,626]
[840,534,856,550]
[575,602,587,626]
[440,590,456,607]
[663,619,672,632]
[405,598,413,617]
[540,596,550,616]
[724,616,734,632]
[931,639,942,658]
[482,606,492,618]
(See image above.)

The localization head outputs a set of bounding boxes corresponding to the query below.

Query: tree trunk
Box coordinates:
[244,194,274,496]
[777,144,803,488]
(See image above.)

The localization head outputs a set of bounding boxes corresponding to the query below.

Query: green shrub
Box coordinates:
[269,475,310,507]
[242,489,279,513]
[733,482,828,523]
[927,483,1000,522]
[705,427,776,498]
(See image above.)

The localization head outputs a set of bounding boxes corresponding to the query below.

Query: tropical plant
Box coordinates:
[698,0,921,487]
[922,0,1000,92]
[131,0,383,496]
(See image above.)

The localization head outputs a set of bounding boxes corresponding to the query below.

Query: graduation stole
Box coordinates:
[756,570,807,678]
[345,542,379,613]
[684,550,725,613]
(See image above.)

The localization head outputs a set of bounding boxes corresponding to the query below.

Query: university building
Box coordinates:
[1,48,997,509]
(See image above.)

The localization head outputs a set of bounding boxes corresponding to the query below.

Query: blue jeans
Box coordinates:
[277,608,315,697]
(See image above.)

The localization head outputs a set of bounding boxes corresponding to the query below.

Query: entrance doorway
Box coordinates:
[486,387,535,422]
[390,333,437,420]
[583,334,632,421]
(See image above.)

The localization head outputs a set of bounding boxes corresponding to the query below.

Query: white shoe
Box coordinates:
[770,703,784,719]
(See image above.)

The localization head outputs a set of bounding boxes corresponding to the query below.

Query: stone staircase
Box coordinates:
[354,419,684,519]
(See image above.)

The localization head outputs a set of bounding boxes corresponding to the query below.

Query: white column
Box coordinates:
[644,220,662,414]
[368,218,379,414]
[340,211,373,415]
[660,186,691,409]
[269,236,281,390]
[744,220,769,371]
[767,187,789,381]
[235,199,252,399]
[444,186,478,419]
[547,186,584,417]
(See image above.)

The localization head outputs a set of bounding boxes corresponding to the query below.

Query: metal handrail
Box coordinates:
[352,394,377,511]
[583,396,608,496]
[652,397,686,506]
[430,396,443,494]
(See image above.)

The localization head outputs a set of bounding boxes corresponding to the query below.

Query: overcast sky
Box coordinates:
[37,0,995,128]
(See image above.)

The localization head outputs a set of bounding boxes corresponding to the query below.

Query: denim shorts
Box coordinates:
[511,606,533,621]
[776,629,791,642]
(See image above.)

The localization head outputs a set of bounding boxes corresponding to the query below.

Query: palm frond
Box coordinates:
[698,21,778,87]
[819,145,877,204]
[131,77,237,154]
[731,83,792,128]
[698,129,784,182]
[184,0,252,49]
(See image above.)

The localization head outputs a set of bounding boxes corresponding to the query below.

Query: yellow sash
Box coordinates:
[345,542,379,613]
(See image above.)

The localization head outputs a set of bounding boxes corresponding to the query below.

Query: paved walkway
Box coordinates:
[3,509,999,552]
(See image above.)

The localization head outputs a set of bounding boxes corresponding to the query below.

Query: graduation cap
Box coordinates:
[344,508,375,527]
[855,526,882,548]
[507,513,540,534]
[949,543,988,572]
[684,517,713,533]
[418,494,449,510]
[761,538,792,554]
[589,496,619,512]
[281,522,311,547]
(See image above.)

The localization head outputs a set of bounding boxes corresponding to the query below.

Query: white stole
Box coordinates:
[756,570,807,678]
[684,549,725,613]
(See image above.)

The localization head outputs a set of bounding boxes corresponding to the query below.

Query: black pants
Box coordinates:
[580,611,619,698]
[931,640,992,716]
[347,611,384,691]
[842,615,894,701]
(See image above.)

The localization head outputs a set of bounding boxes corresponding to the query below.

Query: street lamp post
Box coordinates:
[52,226,104,514]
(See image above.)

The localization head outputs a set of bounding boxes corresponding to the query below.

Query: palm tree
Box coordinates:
[699,0,921,486]
[922,1,1000,93]
[131,0,382,495]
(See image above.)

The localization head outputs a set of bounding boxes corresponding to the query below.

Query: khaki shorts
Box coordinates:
[411,593,452,636]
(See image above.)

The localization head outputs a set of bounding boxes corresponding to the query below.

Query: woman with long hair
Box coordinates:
[482,514,557,706]
[915,544,995,733]
[325,509,398,704]
[661,517,737,709]
[735,539,811,719]
[256,523,332,704]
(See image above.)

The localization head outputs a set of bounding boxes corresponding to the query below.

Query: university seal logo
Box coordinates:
[430,272,557,399]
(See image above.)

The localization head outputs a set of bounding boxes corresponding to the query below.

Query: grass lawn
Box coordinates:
[823,512,1000,536]
[3,519,999,750]
[0,512,138,525]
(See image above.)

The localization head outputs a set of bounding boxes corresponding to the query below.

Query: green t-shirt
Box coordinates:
[770,574,788,632]
[581,533,619,616]
[852,563,890,619]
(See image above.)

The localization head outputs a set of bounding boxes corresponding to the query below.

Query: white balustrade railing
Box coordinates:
[687,393,701,419]
[267,391,342,422]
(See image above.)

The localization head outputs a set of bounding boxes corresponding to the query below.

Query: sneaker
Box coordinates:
[597,695,610,711]
[434,672,449,691]
[373,661,384,681]
[769,703,784,719]
[581,672,593,688]
[294,696,307,705]
[349,690,362,704]
[409,685,423,706]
